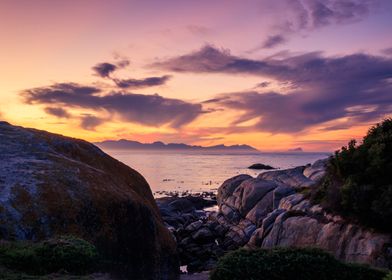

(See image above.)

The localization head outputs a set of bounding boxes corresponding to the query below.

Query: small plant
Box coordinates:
[210,247,387,280]
[0,236,98,275]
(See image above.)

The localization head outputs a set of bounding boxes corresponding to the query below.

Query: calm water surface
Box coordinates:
[104,150,330,195]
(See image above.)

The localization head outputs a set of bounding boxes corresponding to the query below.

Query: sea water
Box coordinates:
[104,150,330,195]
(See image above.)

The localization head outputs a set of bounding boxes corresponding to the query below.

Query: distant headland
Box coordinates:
[95,139,259,153]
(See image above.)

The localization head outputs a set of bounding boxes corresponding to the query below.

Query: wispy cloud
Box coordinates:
[92,59,130,78]
[186,25,213,36]
[44,107,71,118]
[92,62,117,78]
[254,0,376,49]
[261,35,287,49]
[113,75,171,89]
[80,114,105,130]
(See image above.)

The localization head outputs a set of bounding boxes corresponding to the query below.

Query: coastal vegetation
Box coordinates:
[311,118,392,231]
[0,236,98,275]
[384,272,392,280]
[210,247,387,280]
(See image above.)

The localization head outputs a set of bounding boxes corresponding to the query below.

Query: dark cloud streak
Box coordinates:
[44,107,71,118]
[261,35,287,49]
[92,62,117,78]
[80,115,104,130]
[114,75,171,89]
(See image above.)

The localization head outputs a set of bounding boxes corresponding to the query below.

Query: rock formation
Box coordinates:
[217,158,392,269]
[0,122,178,280]
[161,158,392,273]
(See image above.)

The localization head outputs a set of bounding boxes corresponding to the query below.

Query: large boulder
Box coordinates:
[258,166,315,188]
[303,158,328,181]
[0,122,178,280]
[217,174,252,205]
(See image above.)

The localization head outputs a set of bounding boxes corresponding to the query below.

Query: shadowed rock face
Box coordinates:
[0,122,178,280]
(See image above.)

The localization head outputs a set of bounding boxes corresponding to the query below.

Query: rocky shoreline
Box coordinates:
[158,158,392,274]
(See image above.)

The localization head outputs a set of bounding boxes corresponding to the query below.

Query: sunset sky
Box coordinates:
[1,0,392,151]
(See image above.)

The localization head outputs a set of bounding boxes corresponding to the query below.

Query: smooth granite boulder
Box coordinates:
[258,166,315,188]
[303,158,328,181]
[0,122,178,280]
[227,178,278,216]
[217,174,252,205]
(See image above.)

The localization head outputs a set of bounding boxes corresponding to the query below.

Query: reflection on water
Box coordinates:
[104,150,330,193]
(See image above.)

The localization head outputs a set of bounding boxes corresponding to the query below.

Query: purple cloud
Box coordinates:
[22,83,203,129]
[157,45,392,132]
[382,47,392,56]
[113,75,171,89]
[255,82,271,88]
[92,62,117,78]
[80,115,104,130]
[261,35,287,49]
[283,0,373,31]
[44,107,71,118]
[92,59,130,78]
[253,0,375,50]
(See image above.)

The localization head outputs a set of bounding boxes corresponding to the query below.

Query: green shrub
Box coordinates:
[0,236,98,275]
[311,118,392,231]
[384,272,392,280]
[210,247,387,280]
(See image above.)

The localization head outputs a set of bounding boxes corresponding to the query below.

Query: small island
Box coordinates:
[248,163,276,170]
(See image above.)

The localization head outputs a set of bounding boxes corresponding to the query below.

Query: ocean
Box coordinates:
[103,150,330,196]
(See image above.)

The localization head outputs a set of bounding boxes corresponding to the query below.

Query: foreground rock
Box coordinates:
[0,122,178,280]
[157,195,221,273]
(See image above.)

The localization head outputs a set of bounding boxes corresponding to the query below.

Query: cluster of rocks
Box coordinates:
[159,158,392,274]
[216,158,392,269]
[155,190,216,199]
[157,195,225,273]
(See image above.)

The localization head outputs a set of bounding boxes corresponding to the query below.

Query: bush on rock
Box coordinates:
[311,118,392,231]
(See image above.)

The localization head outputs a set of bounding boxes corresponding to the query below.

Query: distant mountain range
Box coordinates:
[95,139,259,153]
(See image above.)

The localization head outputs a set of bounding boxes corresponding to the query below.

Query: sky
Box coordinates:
[1,0,392,152]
